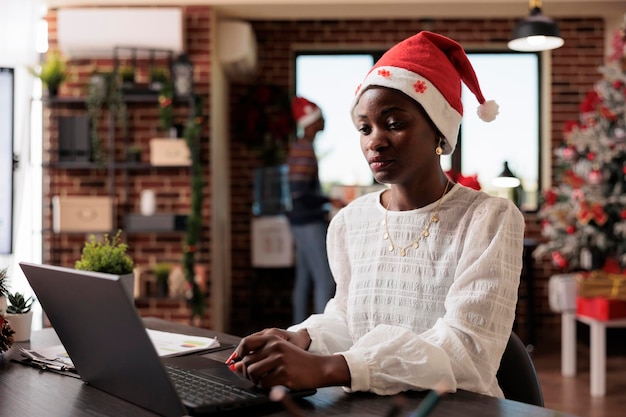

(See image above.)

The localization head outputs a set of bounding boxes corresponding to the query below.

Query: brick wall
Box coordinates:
[44,10,605,338]
[43,6,213,327]
[227,18,605,337]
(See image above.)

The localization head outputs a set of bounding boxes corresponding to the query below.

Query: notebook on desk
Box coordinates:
[19,262,314,417]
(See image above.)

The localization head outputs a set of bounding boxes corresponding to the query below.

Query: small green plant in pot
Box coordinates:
[149,67,169,92]
[119,66,135,90]
[75,230,134,275]
[76,230,135,299]
[30,51,68,97]
[153,263,171,298]
[6,291,35,342]
[7,292,35,315]
[126,144,143,163]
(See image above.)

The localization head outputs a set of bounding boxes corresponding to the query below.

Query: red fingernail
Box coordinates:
[229,363,236,371]
[225,352,237,365]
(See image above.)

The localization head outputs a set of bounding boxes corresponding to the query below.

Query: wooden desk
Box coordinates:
[1,317,578,417]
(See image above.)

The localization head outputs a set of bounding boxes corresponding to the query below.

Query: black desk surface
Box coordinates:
[0,317,578,417]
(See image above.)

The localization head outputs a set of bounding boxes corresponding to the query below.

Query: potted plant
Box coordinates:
[0,267,9,315]
[5,292,35,342]
[86,70,128,166]
[126,144,143,163]
[75,230,136,299]
[153,263,171,298]
[119,66,135,91]
[30,51,68,97]
[149,67,169,92]
[0,314,14,354]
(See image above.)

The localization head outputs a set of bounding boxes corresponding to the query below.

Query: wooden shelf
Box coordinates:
[124,213,188,232]
[44,94,192,105]
[44,161,106,169]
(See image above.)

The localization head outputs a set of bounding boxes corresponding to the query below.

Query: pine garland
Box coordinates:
[158,82,175,133]
[183,94,205,322]
[86,72,128,166]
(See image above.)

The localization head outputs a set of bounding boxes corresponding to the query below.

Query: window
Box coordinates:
[295,50,540,211]
[0,67,14,254]
[295,54,376,187]
[444,52,540,211]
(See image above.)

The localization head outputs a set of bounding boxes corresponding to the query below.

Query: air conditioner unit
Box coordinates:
[218,20,258,82]
[57,8,184,59]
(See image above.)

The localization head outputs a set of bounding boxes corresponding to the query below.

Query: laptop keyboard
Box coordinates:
[165,364,260,405]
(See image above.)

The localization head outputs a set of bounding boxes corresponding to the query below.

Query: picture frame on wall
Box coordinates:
[0,67,14,254]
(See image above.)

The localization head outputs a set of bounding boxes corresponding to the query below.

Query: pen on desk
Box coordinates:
[384,394,406,417]
[269,385,305,417]
[407,383,448,417]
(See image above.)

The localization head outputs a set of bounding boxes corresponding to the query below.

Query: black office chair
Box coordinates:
[496,331,544,407]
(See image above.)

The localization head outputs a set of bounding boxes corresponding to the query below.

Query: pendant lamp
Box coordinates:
[508,0,564,52]
[493,161,523,208]
[492,161,521,188]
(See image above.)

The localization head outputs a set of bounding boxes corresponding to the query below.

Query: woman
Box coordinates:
[287,96,341,324]
[227,31,525,398]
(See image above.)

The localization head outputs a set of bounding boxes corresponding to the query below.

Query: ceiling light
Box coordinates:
[493,161,521,189]
[508,0,564,52]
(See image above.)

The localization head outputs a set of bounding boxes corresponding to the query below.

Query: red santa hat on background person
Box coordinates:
[292,96,323,130]
[351,31,499,155]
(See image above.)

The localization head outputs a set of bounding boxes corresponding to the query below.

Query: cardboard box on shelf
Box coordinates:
[149,138,191,166]
[52,196,113,233]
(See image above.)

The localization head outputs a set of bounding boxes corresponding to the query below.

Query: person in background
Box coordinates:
[287,97,343,324]
[227,31,524,398]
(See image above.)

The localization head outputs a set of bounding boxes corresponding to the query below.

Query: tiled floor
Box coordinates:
[531,337,626,417]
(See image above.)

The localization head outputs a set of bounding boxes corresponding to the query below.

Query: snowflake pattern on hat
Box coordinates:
[351,31,498,155]
[414,80,427,94]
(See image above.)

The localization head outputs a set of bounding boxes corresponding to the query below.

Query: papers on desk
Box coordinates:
[19,329,221,372]
[20,345,74,369]
[147,329,220,357]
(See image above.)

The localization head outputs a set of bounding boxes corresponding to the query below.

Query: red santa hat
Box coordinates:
[292,96,323,129]
[351,31,499,155]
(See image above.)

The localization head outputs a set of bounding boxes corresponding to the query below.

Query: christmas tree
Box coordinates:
[535,17,626,271]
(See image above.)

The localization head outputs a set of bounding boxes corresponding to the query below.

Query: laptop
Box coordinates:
[19,262,314,416]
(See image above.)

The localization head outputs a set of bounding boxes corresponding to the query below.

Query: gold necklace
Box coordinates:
[382,181,450,257]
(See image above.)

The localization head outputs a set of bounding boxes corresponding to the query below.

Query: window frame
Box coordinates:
[293,48,543,212]
[456,49,543,212]
[0,67,14,254]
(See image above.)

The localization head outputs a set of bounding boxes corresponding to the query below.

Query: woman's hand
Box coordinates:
[225,328,350,391]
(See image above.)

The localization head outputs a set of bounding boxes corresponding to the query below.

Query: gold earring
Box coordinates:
[435,138,444,155]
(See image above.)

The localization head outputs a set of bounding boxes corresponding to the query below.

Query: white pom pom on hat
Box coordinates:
[351,31,499,155]
[477,99,499,122]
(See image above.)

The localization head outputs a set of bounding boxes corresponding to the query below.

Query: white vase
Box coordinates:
[140,190,156,216]
[6,310,33,342]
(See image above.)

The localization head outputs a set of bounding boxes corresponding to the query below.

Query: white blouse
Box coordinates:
[289,184,525,397]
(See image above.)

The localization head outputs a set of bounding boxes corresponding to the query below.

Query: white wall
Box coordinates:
[0,0,45,329]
